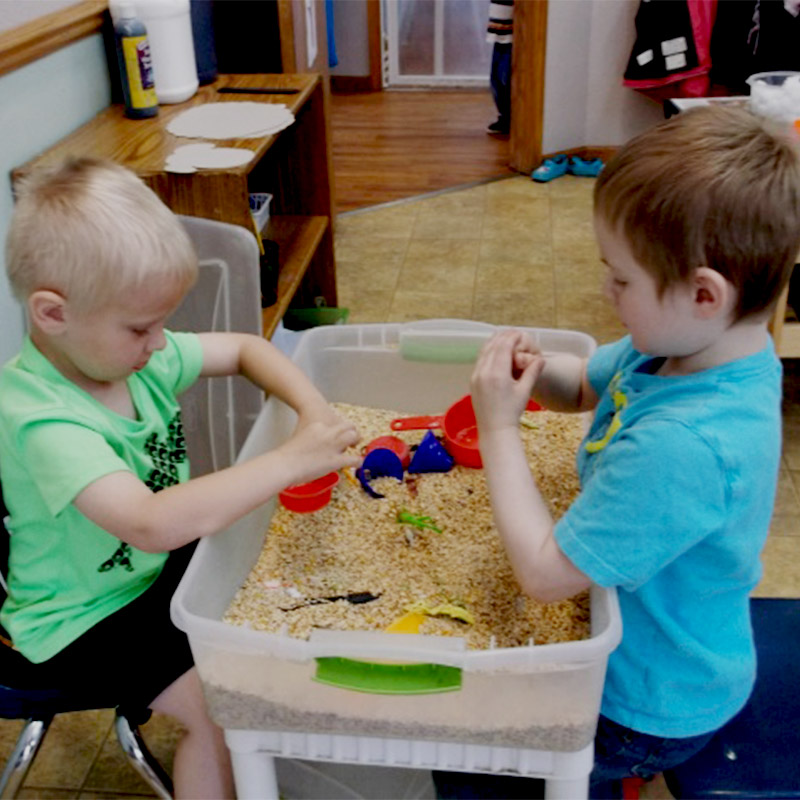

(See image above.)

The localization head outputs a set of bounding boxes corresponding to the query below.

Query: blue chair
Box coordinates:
[0,482,173,799]
[663,597,800,799]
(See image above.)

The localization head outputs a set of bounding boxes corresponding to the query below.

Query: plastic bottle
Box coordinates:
[113,2,158,119]
[134,0,199,104]
[190,0,218,85]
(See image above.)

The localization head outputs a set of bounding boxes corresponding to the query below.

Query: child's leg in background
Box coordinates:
[150,667,234,800]
[490,42,512,129]
[589,716,714,799]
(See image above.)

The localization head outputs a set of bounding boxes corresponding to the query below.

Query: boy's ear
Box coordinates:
[28,290,68,333]
[691,267,733,319]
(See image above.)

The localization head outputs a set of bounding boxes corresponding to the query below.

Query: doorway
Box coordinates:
[383,0,492,87]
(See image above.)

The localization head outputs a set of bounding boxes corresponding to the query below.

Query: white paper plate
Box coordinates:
[165,143,256,173]
[167,102,295,139]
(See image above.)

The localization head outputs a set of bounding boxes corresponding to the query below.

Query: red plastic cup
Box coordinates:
[279,472,340,513]
[391,396,543,469]
[362,436,411,469]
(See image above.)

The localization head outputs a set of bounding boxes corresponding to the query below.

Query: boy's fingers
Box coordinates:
[519,354,546,391]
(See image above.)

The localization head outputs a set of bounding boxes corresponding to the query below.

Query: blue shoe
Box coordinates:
[531,154,568,182]
[568,156,604,177]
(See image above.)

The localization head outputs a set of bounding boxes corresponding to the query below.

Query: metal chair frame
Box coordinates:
[0,709,173,799]
[0,485,173,799]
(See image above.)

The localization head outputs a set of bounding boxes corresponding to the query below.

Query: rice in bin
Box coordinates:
[224,402,590,648]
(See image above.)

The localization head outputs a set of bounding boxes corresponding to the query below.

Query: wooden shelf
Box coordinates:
[770,269,800,358]
[12,73,337,340]
[261,215,329,338]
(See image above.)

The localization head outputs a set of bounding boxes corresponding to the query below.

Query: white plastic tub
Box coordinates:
[172,320,621,753]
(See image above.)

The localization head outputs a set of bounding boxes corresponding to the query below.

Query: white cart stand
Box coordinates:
[171,322,622,800]
[224,729,594,800]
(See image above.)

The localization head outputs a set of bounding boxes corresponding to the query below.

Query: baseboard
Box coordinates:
[331,76,376,93]
[542,146,618,163]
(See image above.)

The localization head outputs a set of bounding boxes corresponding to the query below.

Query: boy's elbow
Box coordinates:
[122,523,166,554]
[518,576,564,604]
[516,567,588,604]
[525,583,573,604]
[116,506,174,553]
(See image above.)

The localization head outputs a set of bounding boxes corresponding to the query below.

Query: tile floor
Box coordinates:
[1,174,797,798]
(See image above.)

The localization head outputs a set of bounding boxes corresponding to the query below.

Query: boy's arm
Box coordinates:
[74,416,360,553]
[479,428,591,602]
[196,332,337,424]
[512,346,598,413]
[73,331,360,552]
[472,330,592,602]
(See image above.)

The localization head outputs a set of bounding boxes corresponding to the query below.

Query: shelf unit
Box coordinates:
[11,72,336,340]
[769,281,800,358]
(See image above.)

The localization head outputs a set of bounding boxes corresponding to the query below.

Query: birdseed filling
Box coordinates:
[224,402,590,649]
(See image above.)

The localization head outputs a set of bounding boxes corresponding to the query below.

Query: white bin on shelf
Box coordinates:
[172,320,621,761]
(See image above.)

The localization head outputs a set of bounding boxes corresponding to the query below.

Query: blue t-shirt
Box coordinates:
[555,336,781,737]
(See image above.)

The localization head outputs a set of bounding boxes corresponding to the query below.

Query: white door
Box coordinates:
[383,0,492,87]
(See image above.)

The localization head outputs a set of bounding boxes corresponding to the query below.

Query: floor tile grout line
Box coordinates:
[77,712,115,796]
[338,174,517,218]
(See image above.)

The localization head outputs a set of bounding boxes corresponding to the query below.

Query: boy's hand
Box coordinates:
[278,417,361,487]
[296,400,347,432]
[471,330,545,434]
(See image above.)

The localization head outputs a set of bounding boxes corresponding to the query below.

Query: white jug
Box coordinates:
[120,0,199,104]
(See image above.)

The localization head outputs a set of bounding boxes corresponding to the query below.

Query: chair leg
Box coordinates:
[0,717,51,799]
[114,711,174,799]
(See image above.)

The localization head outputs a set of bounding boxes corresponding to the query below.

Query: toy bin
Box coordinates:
[171,320,622,754]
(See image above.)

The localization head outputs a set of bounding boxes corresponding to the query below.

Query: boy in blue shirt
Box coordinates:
[466,104,800,798]
[0,157,361,798]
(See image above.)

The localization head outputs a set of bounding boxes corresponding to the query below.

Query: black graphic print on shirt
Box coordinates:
[144,413,187,494]
[98,542,134,573]
[97,412,187,573]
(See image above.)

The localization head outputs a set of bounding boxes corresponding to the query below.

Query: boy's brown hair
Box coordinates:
[6,157,197,314]
[594,104,800,321]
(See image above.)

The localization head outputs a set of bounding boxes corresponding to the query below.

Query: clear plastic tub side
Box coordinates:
[171,320,618,751]
[195,643,607,751]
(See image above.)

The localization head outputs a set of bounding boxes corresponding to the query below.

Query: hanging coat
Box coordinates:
[623,0,718,101]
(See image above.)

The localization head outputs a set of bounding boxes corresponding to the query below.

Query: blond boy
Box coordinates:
[0,158,360,799]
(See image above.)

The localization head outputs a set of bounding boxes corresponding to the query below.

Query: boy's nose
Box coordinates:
[147,328,167,352]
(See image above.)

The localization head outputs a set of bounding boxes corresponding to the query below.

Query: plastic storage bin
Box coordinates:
[172,320,621,754]
[168,216,263,477]
[249,192,273,232]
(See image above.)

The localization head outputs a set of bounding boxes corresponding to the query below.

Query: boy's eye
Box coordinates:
[613,278,628,287]
[131,328,149,336]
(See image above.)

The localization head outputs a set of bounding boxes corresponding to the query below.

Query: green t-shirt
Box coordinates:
[0,330,203,662]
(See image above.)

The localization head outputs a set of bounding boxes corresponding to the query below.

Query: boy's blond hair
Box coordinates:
[6,157,197,313]
[595,104,800,321]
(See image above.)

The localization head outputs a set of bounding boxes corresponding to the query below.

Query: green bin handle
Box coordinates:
[314,657,462,695]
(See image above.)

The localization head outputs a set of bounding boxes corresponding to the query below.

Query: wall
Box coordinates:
[330,0,369,76]
[543,0,664,153]
[0,35,111,365]
[330,0,665,151]
[0,0,76,33]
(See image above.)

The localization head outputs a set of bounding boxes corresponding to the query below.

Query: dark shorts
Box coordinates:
[7,541,196,710]
[432,715,716,800]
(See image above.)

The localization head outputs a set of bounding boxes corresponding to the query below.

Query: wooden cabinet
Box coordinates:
[769,279,800,358]
[11,72,336,339]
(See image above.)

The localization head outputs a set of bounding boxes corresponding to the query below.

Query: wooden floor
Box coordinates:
[330,89,516,213]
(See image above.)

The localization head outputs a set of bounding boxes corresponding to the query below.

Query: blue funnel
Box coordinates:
[408,431,455,473]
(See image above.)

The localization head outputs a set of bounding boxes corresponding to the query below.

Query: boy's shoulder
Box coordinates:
[0,339,89,433]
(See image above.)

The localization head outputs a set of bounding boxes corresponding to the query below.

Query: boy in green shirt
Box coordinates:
[0,157,361,799]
